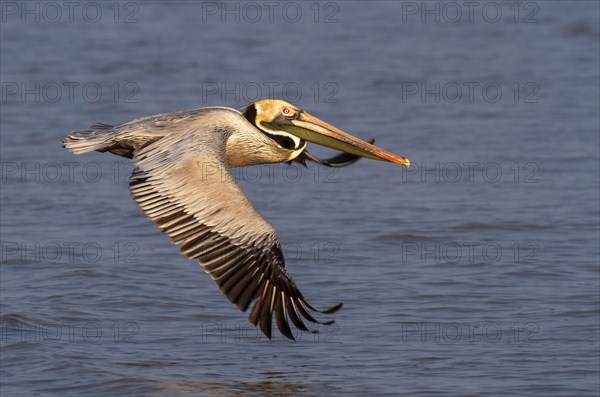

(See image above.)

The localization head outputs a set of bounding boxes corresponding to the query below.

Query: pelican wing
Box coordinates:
[129,124,341,340]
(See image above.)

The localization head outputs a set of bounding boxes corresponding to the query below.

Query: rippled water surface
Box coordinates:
[1,2,599,396]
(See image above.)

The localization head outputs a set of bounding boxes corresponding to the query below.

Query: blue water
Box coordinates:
[1,1,599,396]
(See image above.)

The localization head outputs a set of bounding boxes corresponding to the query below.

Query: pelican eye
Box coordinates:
[281,107,298,119]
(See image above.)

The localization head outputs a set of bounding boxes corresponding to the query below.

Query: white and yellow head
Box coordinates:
[243,99,410,167]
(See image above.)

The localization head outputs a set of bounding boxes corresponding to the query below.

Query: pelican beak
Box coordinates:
[283,112,410,167]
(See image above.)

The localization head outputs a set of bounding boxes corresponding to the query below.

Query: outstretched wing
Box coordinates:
[129,122,341,339]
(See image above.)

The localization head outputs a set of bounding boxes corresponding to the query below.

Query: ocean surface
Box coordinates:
[1,1,599,396]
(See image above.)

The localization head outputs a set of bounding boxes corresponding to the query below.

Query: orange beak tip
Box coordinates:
[396,158,410,167]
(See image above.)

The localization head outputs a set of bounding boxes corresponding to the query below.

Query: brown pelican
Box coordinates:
[63,99,410,340]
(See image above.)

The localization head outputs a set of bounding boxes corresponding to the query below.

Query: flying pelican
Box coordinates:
[63,99,410,340]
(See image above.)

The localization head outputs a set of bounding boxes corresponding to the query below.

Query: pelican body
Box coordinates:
[63,99,409,340]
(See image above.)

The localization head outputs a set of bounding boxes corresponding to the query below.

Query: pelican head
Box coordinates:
[244,99,410,167]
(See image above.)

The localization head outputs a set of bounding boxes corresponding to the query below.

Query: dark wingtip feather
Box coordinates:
[258,288,274,339]
[287,299,310,332]
[275,295,295,340]
[248,298,263,326]
[258,308,272,339]
[303,300,343,315]
[296,300,320,324]
[322,302,343,314]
